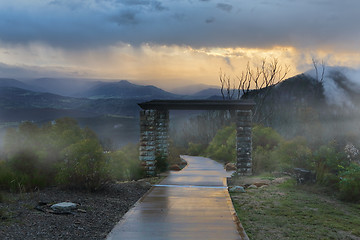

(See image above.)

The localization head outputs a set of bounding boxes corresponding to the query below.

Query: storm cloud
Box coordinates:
[0,0,359,52]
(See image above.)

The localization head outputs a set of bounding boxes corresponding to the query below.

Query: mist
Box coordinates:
[306,66,360,111]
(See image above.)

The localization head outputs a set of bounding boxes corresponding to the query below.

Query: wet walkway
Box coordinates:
[106,155,248,240]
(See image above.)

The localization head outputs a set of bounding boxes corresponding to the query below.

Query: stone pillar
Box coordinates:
[140,109,169,176]
[140,110,157,176]
[236,110,253,175]
[155,110,169,159]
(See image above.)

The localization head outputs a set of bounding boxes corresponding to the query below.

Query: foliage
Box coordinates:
[8,150,54,191]
[252,146,277,174]
[252,125,282,150]
[56,138,109,191]
[187,142,207,156]
[312,143,347,187]
[339,163,360,202]
[205,124,236,163]
[155,152,169,174]
[168,140,186,166]
[108,144,144,181]
[0,118,114,192]
[273,137,312,172]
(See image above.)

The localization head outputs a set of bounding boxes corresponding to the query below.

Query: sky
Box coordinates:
[0,0,359,90]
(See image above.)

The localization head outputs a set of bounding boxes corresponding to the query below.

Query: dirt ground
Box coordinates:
[0,181,152,240]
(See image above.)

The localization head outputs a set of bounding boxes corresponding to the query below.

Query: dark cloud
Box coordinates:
[0,0,359,52]
[205,17,215,23]
[110,11,139,25]
[216,3,233,12]
[0,62,75,79]
[120,0,168,11]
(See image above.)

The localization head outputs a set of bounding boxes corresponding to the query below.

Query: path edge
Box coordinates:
[105,183,156,240]
[223,177,250,240]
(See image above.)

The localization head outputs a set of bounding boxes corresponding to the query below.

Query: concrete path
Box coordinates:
[106,155,248,240]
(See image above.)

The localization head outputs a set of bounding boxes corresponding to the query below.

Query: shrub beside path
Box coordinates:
[107,155,248,240]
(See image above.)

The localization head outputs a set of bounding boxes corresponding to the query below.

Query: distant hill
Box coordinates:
[192,88,222,98]
[0,78,43,92]
[0,87,140,122]
[171,84,219,95]
[27,78,99,97]
[78,80,180,99]
[245,69,360,142]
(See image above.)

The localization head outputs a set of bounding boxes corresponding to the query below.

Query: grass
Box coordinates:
[231,179,360,240]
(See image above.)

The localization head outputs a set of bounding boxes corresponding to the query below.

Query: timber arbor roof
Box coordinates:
[138,99,255,110]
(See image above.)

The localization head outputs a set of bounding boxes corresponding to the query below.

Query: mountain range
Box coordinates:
[0,78,222,122]
[0,78,221,148]
[1,68,360,148]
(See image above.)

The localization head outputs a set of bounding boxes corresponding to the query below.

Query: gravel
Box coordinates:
[0,181,152,240]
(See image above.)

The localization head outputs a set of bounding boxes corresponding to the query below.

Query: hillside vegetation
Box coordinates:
[0,118,145,192]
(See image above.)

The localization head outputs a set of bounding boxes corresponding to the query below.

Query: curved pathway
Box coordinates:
[106,155,248,240]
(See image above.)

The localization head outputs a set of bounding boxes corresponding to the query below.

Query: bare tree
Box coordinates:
[219,58,290,123]
[312,57,326,83]
[219,68,236,100]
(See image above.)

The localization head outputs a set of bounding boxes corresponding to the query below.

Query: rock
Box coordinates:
[229,186,246,193]
[254,182,268,188]
[51,202,77,213]
[293,168,315,184]
[169,164,181,171]
[225,163,236,171]
[77,209,87,213]
[247,184,258,189]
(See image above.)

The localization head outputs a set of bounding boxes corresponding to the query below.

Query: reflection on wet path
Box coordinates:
[107,155,245,240]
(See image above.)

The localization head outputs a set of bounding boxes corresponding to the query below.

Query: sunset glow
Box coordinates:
[0,0,359,89]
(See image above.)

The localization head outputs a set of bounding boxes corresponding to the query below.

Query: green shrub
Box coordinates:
[252,146,277,174]
[313,144,347,187]
[0,151,54,191]
[188,142,207,156]
[0,161,13,190]
[206,124,236,163]
[56,138,109,191]
[155,152,169,174]
[339,164,360,202]
[274,137,312,172]
[108,144,144,181]
[251,125,285,174]
[253,125,283,150]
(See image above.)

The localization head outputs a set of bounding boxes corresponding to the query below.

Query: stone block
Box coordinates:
[140,156,156,161]
[145,160,156,166]
[236,136,252,142]
[236,121,252,127]
[237,162,252,168]
[140,146,155,151]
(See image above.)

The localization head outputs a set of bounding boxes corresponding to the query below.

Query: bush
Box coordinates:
[253,125,283,150]
[188,142,207,156]
[56,138,109,191]
[0,161,14,191]
[0,151,54,192]
[252,146,278,174]
[274,137,312,172]
[206,124,236,163]
[339,164,360,202]
[155,152,169,174]
[108,144,144,181]
[313,144,347,187]
[2,118,116,192]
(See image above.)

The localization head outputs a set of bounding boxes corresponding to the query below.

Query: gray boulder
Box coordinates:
[229,186,246,193]
[51,202,77,213]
